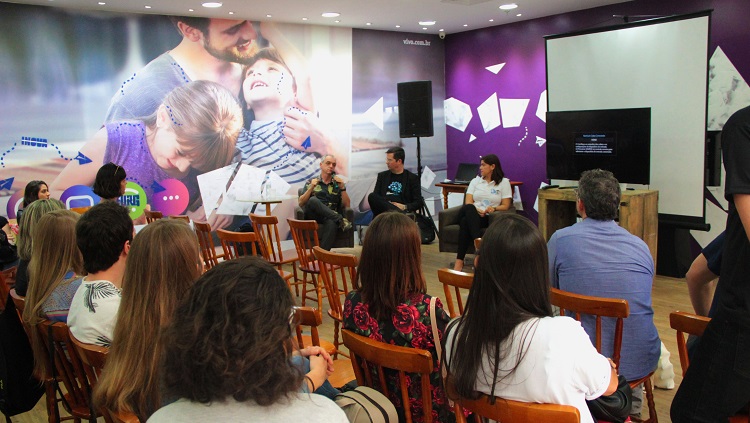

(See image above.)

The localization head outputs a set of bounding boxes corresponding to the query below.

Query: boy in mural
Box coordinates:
[237,47,329,185]
[51,81,242,222]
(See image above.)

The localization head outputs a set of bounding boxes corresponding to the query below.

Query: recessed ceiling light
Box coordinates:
[302,17,308,21]
[98,2,105,4]
[499,3,518,10]
[144,5,151,8]
[463,24,468,27]
[266,14,272,17]
[516,13,522,16]
[422,27,427,30]
[395,25,401,28]
[489,19,494,22]
[228,11,234,14]
[439,28,444,31]
[188,8,194,11]
[322,12,340,18]
[366,22,372,26]
[335,20,340,23]
[202,2,222,8]
[418,20,436,26]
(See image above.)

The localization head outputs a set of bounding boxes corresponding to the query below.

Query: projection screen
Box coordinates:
[546,12,710,225]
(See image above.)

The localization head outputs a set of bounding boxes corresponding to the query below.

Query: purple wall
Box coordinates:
[445,0,750,222]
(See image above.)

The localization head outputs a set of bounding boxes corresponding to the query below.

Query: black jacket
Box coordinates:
[371,169,423,212]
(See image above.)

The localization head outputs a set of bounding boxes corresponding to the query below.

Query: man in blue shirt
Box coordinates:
[548,169,660,416]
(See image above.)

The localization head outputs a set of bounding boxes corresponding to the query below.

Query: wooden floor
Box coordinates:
[6,241,692,423]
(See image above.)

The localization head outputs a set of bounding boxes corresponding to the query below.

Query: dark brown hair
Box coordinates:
[355,212,426,320]
[480,154,505,185]
[161,257,301,405]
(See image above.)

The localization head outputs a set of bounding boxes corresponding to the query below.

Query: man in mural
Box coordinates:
[547,169,660,418]
[671,105,750,422]
[367,147,423,218]
[298,155,351,251]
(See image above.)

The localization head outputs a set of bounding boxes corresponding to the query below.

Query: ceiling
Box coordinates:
[6,0,630,34]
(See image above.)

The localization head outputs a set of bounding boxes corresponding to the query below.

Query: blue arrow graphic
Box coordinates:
[302,136,312,150]
[74,152,93,165]
[151,181,166,193]
[0,177,14,190]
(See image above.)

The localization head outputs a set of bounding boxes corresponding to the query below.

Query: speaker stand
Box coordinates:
[415,136,439,240]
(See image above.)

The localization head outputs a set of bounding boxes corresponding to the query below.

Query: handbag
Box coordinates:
[586,374,633,423]
[334,386,398,423]
[429,297,454,407]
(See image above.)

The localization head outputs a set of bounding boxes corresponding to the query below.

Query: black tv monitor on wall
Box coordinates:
[546,108,651,184]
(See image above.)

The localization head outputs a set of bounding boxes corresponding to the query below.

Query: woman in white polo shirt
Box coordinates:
[453,154,512,272]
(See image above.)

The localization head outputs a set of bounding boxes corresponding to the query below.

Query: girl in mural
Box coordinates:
[453,154,513,272]
[51,80,243,224]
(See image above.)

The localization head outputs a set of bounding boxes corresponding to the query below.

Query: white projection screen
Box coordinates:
[546,12,710,225]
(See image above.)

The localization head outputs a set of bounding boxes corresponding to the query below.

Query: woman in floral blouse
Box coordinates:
[343,212,453,423]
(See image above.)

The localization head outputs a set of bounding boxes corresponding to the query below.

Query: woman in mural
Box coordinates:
[51,80,243,225]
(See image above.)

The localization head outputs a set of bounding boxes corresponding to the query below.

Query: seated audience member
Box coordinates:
[446,214,618,423]
[0,215,18,270]
[547,169,660,416]
[94,220,202,421]
[17,180,51,218]
[23,210,85,379]
[148,257,347,423]
[367,147,423,218]
[452,154,512,271]
[671,105,750,422]
[14,199,65,296]
[343,212,453,423]
[68,201,133,347]
[93,162,127,201]
[298,154,352,250]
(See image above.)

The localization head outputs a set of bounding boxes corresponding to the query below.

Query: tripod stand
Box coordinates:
[414,136,440,240]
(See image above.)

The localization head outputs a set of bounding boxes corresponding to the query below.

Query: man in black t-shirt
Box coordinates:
[299,155,351,250]
[671,105,750,422]
[367,147,423,218]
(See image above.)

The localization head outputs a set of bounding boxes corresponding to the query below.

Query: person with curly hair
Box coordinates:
[149,257,347,422]
[343,212,453,423]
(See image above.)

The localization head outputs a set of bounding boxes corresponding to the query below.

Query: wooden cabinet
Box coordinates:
[537,188,659,266]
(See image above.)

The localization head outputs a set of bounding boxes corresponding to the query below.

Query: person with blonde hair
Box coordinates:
[14,198,65,296]
[92,219,202,421]
[23,209,85,379]
[343,212,453,423]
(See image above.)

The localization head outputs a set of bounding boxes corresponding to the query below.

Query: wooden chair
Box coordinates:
[168,214,190,222]
[444,376,580,423]
[293,306,354,388]
[9,288,33,341]
[343,329,434,423]
[37,320,102,423]
[0,265,17,310]
[313,246,356,359]
[250,213,300,293]
[550,287,658,423]
[194,221,224,270]
[287,219,326,309]
[216,229,258,260]
[144,210,163,224]
[437,268,473,317]
[669,311,710,377]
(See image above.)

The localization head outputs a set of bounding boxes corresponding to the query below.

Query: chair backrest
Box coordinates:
[168,215,190,223]
[37,320,98,420]
[216,229,258,260]
[313,246,357,320]
[144,210,163,224]
[669,311,711,377]
[250,213,287,263]
[437,268,473,317]
[287,219,320,271]
[549,287,629,367]
[343,329,434,423]
[194,221,220,269]
[293,306,323,347]
[444,377,580,423]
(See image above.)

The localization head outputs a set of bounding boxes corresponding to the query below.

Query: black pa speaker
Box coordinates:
[397,81,434,138]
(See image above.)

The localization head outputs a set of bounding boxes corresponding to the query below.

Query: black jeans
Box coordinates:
[303,197,342,251]
[368,192,404,218]
[670,314,750,422]
[456,204,488,260]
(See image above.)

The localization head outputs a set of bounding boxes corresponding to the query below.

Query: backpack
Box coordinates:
[414,213,436,245]
[334,386,398,423]
[0,298,44,418]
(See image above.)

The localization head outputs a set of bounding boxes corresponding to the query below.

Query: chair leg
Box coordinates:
[45,379,59,423]
[315,274,324,311]
[645,377,658,423]
[333,320,340,360]
[292,265,301,296]
[301,272,308,306]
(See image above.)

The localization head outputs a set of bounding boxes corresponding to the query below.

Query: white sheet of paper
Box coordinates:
[197,164,237,216]
[513,185,524,211]
[534,182,548,212]
[421,166,436,189]
[218,165,266,215]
